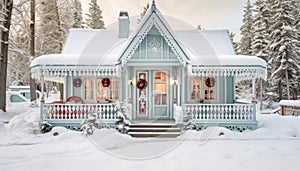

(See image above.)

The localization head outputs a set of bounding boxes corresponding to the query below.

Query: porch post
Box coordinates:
[251,77,257,122]
[40,73,45,122]
[181,67,185,105]
[252,77,255,100]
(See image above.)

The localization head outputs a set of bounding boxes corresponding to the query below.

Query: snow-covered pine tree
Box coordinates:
[8,1,31,86]
[86,0,105,29]
[238,0,254,55]
[229,32,238,52]
[251,0,271,106]
[0,0,13,112]
[137,2,149,24]
[72,0,83,28]
[268,0,300,100]
[290,0,300,99]
[57,0,74,38]
[36,0,63,55]
[252,0,270,62]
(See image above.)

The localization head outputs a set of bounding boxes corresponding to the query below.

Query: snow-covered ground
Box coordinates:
[1,107,300,171]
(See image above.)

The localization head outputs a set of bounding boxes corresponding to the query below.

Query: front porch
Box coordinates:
[41,101,257,131]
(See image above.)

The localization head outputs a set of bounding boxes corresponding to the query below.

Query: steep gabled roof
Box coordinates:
[118,3,190,66]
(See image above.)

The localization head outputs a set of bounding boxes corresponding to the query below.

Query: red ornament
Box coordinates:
[205,77,215,88]
[73,78,82,87]
[136,79,148,90]
[102,78,110,87]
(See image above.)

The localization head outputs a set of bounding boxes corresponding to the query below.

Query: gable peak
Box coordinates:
[151,0,156,12]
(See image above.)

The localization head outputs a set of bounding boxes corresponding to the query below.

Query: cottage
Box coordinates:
[30,1,267,133]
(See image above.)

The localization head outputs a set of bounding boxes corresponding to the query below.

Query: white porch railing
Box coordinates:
[43,103,116,120]
[184,103,254,121]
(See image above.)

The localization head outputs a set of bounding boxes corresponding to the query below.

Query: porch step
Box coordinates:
[127,123,181,138]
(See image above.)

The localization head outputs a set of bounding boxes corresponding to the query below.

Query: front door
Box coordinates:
[136,70,170,119]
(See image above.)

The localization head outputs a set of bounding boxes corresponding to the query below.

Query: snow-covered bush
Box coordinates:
[115,101,130,134]
[183,112,196,130]
[174,106,183,125]
[40,121,53,133]
[80,112,99,136]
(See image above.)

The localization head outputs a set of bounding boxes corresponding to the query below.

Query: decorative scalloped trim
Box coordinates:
[190,66,266,81]
[121,14,188,66]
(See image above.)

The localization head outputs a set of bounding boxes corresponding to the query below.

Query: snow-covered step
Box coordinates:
[127,122,181,138]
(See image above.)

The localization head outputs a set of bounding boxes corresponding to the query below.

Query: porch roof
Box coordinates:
[189,55,267,80]
[30,54,120,79]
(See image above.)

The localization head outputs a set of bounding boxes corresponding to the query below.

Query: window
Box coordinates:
[190,77,217,102]
[10,95,26,103]
[204,77,216,100]
[85,79,94,100]
[110,80,119,100]
[191,79,201,101]
[97,79,107,100]
[154,72,167,105]
[84,78,119,102]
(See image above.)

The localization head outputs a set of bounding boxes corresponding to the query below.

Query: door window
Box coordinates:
[154,72,167,105]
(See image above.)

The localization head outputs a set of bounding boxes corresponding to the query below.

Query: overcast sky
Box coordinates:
[82,0,254,40]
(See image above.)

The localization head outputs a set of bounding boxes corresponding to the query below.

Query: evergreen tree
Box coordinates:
[238,0,254,55]
[252,0,269,62]
[137,3,149,24]
[72,0,83,28]
[86,0,105,29]
[37,0,63,55]
[8,0,31,86]
[268,0,300,100]
[251,0,271,107]
[57,0,74,37]
[229,32,238,52]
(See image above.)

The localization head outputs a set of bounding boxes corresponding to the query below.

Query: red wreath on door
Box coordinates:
[73,78,82,87]
[205,77,215,88]
[136,79,148,90]
[102,78,110,87]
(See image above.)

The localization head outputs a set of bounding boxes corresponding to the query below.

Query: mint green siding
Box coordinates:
[226,76,235,103]
[129,26,178,64]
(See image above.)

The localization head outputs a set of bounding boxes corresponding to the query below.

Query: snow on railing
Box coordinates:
[43,103,116,120]
[184,103,254,121]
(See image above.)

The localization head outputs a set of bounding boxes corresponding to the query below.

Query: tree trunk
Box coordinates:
[0,0,13,112]
[30,0,37,101]
[278,79,282,101]
[285,69,290,100]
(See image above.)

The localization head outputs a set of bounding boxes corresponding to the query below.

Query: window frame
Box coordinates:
[82,77,120,103]
[189,77,217,103]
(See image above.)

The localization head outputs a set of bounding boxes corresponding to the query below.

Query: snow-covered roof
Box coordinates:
[30,29,238,67]
[30,4,267,80]
[175,30,235,56]
[279,100,300,107]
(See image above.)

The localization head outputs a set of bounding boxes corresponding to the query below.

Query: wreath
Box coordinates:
[102,78,110,87]
[205,77,215,88]
[136,79,148,90]
[73,78,82,87]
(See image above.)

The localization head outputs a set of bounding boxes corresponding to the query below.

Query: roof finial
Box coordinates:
[151,0,156,12]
